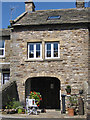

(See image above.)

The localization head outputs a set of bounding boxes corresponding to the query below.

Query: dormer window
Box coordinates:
[47,16,61,20]
[0,40,5,57]
[28,43,42,59]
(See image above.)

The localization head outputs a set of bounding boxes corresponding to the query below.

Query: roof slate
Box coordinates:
[12,8,90,26]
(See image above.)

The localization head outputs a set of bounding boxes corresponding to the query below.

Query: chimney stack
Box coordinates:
[76,0,85,8]
[25,0,35,12]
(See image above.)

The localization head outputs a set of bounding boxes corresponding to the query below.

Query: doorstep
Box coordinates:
[0,109,87,119]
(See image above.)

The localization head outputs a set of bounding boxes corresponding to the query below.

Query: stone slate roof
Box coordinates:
[12,8,90,26]
[0,29,10,37]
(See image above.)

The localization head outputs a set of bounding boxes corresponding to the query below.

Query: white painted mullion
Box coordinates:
[51,43,53,58]
[28,44,29,59]
[34,44,36,59]
[40,43,42,59]
[4,40,5,57]
[58,43,60,58]
[45,43,47,58]
[4,48,5,57]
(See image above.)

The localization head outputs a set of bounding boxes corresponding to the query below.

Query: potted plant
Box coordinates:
[16,106,25,114]
[68,95,78,116]
[5,97,24,114]
[65,85,71,95]
[29,91,42,107]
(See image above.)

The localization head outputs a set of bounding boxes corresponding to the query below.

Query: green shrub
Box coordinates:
[69,95,78,108]
[18,108,22,114]
[12,101,21,109]
[5,97,22,110]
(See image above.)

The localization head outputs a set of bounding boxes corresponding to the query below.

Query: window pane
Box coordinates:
[47,44,51,50]
[0,49,4,56]
[36,51,40,58]
[46,43,51,57]
[54,51,58,57]
[30,44,34,51]
[0,40,4,48]
[36,44,40,50]
[54,43,58,57]
[29,44,34,58]
[36,44,41,58]
[29,51,34,58]
[3,73,10,84]
[47,51,51,57]
[54,43,58,51]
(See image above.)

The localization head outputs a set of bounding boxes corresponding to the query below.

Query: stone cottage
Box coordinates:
[0,0,90,115]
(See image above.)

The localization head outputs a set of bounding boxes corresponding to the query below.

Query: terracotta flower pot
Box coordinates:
[68,108,74,116]
[67,93,71,95]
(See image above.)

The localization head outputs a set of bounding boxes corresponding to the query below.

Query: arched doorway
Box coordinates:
[25,77,60,109]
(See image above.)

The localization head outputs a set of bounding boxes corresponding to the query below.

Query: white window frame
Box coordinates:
[28,43,42,60]
[0,40,5,58]
[45,42,60,59]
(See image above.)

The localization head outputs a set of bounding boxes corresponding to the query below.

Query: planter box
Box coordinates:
[68,108,74,116]
[26,98,37,107]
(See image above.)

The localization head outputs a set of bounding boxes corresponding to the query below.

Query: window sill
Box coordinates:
[44,58,61,61]
[25,58,61,62]
[25,59,44,62]
[0,56,5,59]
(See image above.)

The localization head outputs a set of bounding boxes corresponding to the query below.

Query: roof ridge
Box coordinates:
[35,7,86,12]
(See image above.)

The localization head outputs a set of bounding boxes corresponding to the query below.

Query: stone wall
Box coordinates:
[0,29,10,64]
[0,29,10,88]
[0,39,11,63]
[10,25,89,104]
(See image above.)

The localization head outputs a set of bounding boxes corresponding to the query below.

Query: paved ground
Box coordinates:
[1,118,87,120]
[0,109,89,120]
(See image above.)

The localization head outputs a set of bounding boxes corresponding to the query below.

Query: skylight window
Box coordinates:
[48,16,61,20]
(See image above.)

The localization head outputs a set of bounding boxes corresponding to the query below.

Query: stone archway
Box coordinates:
[25,77,61,109]
[16,73,63,107]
